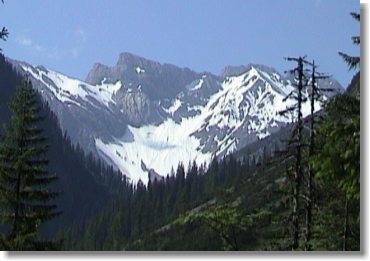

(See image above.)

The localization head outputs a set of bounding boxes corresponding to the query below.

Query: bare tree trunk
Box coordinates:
[304,61,316,251]
[292,57,304,250]
[292,171,300,250]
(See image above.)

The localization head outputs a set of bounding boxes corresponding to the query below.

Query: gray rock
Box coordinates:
[9,53,344,182]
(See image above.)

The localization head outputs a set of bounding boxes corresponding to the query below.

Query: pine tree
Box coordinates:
[0,79,61,250]
[338,12,360,71]
[1,1,9,49]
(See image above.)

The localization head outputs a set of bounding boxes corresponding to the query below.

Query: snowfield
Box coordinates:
[95,66,322,184]
[96,118,212,184]
[21,65,122,108]
[18,62,328,184]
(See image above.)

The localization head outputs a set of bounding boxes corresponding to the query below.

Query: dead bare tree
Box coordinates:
[279,56,311,250]
[304,60,332,250]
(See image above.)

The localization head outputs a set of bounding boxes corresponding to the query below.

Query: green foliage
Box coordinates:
[338,52,360,71]
[0,79,61,250]
[312,92,360,200]
[339,12,360,71]
[307,73,360,251]
[176,199,271,250]
[308,181,360,251]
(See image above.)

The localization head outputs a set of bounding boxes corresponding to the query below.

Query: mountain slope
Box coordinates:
[10,53,343,184]
[0,55,121,235]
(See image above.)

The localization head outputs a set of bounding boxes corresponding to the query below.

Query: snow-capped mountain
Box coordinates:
[9,53,342,184]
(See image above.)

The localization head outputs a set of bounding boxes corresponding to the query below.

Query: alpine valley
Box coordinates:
[9,52,342,184]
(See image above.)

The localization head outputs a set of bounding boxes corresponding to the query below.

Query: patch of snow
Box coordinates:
[190,79,204,91]
[20,64,121,108]
[136,66,145,74]
[96,117,212,184]
[163,99,182,115]
[257,131,270,139]
[272,73,281,81]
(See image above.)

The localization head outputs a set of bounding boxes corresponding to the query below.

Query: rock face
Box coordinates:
[86,52,210,101]
[9,53,343,184]
[85,52,221,126]
[113,90,151,126]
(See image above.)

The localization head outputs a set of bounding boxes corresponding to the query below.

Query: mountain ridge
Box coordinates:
[8,52,343,184]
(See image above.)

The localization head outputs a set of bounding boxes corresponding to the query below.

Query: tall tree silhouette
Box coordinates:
[279,56,310,250]
[304,60,332,250]
[0,79,61,250]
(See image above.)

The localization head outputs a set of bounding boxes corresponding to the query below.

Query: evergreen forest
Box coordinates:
[0,7,361,251]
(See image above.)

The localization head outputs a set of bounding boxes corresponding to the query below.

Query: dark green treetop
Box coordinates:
[0,79,61,250]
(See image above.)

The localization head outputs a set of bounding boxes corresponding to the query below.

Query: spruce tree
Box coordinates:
[1,0,9,48]
[338,12,360,71]
[0,78,61,250]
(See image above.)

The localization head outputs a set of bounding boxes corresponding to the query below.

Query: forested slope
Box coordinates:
[0,54,124,237]
[60,72,360,251]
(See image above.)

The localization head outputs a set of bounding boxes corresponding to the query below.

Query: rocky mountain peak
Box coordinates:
[84,52,210,102]
[85,62,110,85]
[219,65,249,78]
[116,52,158,67]
[219,64,281,79]
[11,53,343,184]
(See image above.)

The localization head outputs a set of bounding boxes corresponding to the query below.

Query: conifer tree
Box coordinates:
[338,12,360,71]
[1,0,9,47]
[0,79,61,250]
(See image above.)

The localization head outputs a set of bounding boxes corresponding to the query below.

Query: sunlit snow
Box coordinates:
[162,99,182,115]
[136,66,145,74]
[95,66,318,184]
[22,63,324,185]
[190,79,204,91]
[21,64,122,108]
[96,117,212,184]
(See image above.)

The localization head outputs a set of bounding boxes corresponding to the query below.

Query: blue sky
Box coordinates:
[0,0,360,86]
